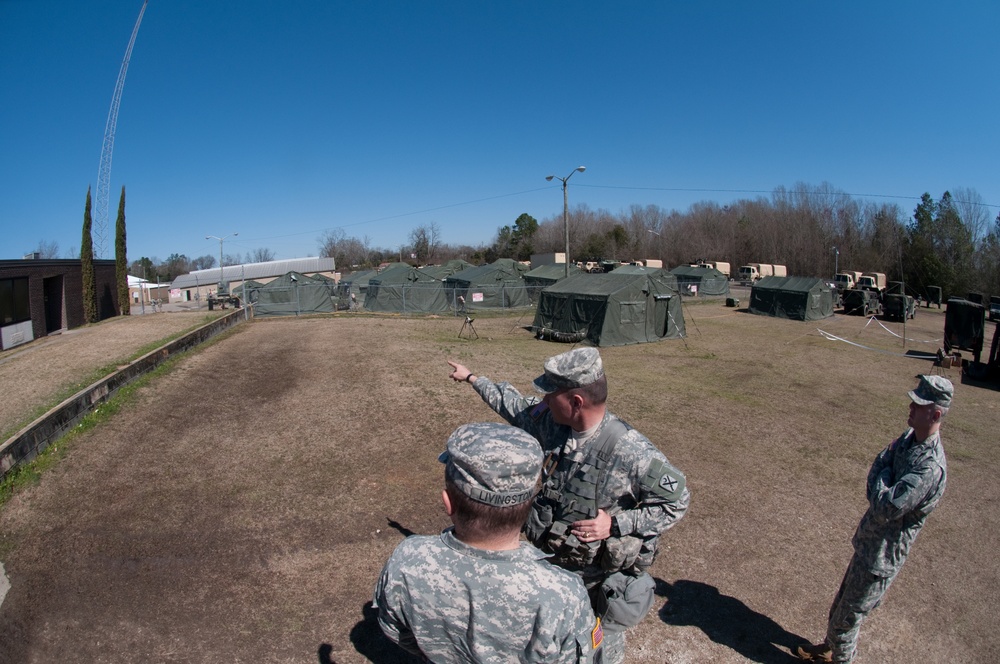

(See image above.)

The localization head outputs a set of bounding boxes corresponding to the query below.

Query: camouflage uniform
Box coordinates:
[375,528,603,663]
[469,349,689,663]
[823,427,947,662]
[373,422,603,663]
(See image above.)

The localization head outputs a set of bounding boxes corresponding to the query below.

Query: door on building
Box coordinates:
[43,275,64,334]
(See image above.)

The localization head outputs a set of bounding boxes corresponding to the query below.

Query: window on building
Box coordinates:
[0,277,31,325]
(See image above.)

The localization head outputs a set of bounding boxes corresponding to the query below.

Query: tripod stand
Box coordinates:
[459,316,479,339]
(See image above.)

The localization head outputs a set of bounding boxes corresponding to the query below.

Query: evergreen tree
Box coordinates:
[115,186,130,315]
[81,187,98,323]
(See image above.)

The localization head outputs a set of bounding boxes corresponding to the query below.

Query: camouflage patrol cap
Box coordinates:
[908,374,953,408]
[532,347,605,394]
[438,422,543,507]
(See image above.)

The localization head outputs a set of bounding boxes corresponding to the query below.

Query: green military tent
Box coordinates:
[523,264,582,303]
[531,268,683,347]
[364,264,449,313]
[749,275,834,321]
[253,272,336,318]
[233,280,265,304]
[337,269,377,309]
[419,259,473,280]
[668,265,730,296]
[444,258,531,311]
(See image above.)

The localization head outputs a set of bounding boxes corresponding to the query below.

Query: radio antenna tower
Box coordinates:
[95,0,149,258]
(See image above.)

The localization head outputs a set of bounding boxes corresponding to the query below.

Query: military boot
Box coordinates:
[795,642,833,662]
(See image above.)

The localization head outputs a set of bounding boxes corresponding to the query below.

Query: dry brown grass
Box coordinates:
[0,303,997,663]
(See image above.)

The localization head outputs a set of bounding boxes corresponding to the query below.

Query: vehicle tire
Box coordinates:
[863,304,869,317]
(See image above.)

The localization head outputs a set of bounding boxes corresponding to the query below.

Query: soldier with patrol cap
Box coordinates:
[797,374,953,663]
[374,422,604,663]
[448,348,689,664]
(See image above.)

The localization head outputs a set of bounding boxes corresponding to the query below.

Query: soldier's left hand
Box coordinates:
[571,509,612,542]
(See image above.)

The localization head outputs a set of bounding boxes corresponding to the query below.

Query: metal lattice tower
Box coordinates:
[95,0,148,258]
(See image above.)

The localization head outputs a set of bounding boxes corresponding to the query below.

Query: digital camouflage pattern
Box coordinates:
[439,422,543,507]
[533,348,605,394]
[907,374,953,408]
[854,429,946,577]
[470,377,690,581]
[824,427,947,662]
[374,528,602,663]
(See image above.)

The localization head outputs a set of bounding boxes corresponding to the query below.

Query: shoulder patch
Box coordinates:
[591,616,604,649]
[643,458,686,499]
[529,402,549,420]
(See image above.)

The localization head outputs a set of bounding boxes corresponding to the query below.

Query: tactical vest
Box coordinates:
[525,417,651,572]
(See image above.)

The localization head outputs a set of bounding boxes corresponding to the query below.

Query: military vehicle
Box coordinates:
[883,293,916,321]
[842,288,882,316]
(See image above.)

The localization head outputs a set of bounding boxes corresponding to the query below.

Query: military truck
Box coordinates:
[206,281,241,311]
[989,295,1000,322]
[883,293,916,321]
[834,271,863,292]
[698,261,731,278]
[857,272,887,293]
[738,263,787,284]
[842,288,882,316]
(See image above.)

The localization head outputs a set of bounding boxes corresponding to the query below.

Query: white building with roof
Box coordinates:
[169,257,336,303]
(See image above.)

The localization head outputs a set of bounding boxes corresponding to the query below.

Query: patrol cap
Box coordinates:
[908,374,953,408]
[438,422,543,507]
[532,347,605,394]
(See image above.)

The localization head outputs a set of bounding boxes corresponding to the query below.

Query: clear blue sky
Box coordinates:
[3,0,998,264]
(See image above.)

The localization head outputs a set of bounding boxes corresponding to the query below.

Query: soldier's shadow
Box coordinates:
[656,578,806,663]
[316,601,425,664]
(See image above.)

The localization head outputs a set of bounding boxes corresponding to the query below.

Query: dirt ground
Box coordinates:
[0,302,998,663]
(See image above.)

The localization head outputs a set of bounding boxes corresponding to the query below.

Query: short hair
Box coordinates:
[572,374,608,406]
[935,404,949,418]
[446,479,536,540]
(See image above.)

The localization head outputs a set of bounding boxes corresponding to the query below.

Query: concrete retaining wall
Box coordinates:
[0,309,248,480]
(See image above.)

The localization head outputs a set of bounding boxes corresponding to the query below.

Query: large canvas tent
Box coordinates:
[749,276,834,321]
[253,272,336,318]
[364,264,449,313]
[444,259,531,310]
[523,263,582,302]
[419,259,473,280]
[668,265,730,296]
[336,269,377,309]
[532,268,684,347]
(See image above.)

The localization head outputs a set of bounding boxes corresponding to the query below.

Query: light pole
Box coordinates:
[546,166,586,278]
[832,246,839,278]
[206,232,238,291]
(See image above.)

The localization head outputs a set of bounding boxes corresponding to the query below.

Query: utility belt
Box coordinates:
[525,499,659,573]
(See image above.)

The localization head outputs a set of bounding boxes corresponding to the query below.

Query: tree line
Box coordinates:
[321,182,998,301]
[61,181,999,307]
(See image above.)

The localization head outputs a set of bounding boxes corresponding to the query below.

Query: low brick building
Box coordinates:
[0,258,119,350]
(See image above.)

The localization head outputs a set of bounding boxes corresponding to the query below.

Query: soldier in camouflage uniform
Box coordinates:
[374,422,604,663]
[448,348,689,664]
[797,375,952,663]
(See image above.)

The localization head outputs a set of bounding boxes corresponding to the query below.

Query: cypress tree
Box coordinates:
[115,185,130,315]
[81,187,98,323]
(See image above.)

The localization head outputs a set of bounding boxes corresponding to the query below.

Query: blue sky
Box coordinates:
[3,0,998,264]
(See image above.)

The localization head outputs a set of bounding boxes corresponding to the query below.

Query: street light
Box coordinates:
[832,246,839,278]
[546,166,586,278]
[206,232,238,291]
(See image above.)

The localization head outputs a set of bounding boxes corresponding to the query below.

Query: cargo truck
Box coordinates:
[738,263,787,283]
[834,270,863,292]
[698,261,731,278]
[857,272,887,293]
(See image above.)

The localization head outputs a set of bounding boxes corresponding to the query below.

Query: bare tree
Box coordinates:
[35,239,59,258]
[250,247,276,263]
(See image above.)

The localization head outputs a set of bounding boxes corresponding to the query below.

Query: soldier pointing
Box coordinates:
[448,347,690,664]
